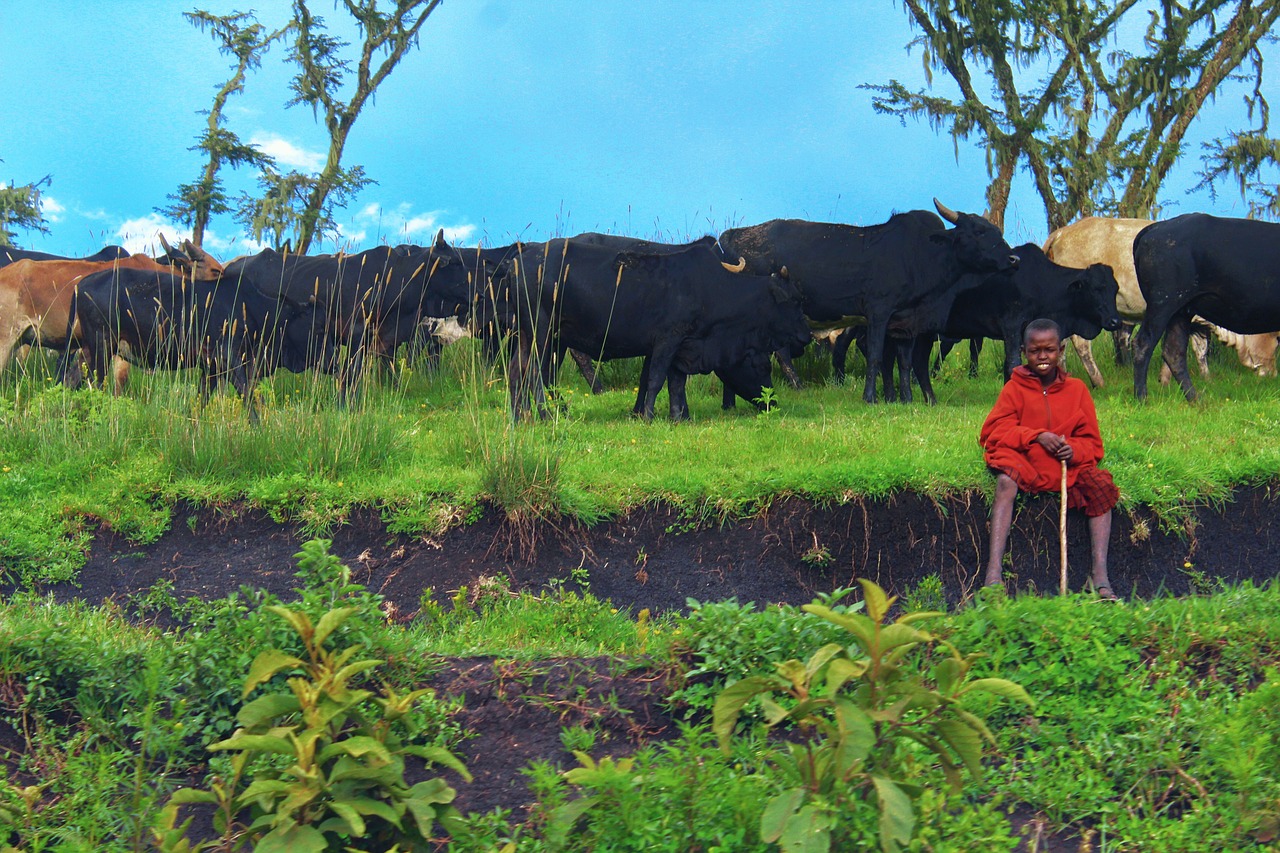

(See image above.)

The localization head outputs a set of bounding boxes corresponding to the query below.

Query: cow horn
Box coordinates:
[721,256,747,273]
[158,232,178,257]
[434,228,448,250]
[933,198,960,224]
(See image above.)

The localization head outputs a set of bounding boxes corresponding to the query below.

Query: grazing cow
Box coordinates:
[67,266,331,421]
[0,241,224,378]
[1043,217,1277,385]
[221,231,472,400]
[500,238,812,420]
[718,199,1019,403]
[1132,214,1280,401]
[0,245,130,268]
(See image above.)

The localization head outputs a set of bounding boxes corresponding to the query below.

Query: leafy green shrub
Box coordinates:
[668,591,861,715]
[153,604,470,852]
[713,579,1031,853]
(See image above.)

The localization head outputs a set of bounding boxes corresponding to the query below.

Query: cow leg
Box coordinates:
[832,328,857,385]
[507,334,534,420]
[1161,315,1198,401]
[892,338,913,404]
[911,336,937,405]
[567,348,604,394]
[721,375,736,410]
[931,337,952,377]
[1191,329,1210,378]
[666,370,690,421]
[1112,324,1132,366]
[640,343,678,422]
[861,321,888,403]
[634,357,652,416]
[968,338,983,378]
[1132,308,1177,401]
[774,349,802,389]
[1069,335,1105,388]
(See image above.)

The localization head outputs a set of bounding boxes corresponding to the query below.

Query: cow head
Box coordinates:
[1075,264,1123,333]
[156,233,226,281]
[410,231,473,321]
[932,199,1019,274]
[717,350,776,410]
[768,276,814,358]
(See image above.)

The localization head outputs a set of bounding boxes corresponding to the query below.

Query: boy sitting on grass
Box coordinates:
[979,318,1120,600]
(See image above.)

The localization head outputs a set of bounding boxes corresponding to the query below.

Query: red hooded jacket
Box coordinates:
[979,365,1106,492]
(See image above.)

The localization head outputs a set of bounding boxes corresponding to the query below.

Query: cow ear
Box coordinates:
[434,228,448,250]
[779,265,789,280]
[769,280,790,304]
[928,231,951,246]
[1068,277,1085,291]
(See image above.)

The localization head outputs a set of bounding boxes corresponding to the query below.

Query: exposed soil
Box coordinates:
[5,487,1280,848]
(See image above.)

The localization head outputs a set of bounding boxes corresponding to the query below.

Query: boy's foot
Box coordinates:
[1092,584,1121,602]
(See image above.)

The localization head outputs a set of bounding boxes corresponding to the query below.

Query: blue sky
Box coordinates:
[0,1,1272,257]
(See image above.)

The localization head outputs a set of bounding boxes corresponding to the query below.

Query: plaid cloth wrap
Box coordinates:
[990,462,1119,518]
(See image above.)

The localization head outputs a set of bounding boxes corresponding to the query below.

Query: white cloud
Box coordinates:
[349,202,477,246]
[42,195,65,223]
[202,230,269,257]
[249,132,325,172]
[114,214,191,255]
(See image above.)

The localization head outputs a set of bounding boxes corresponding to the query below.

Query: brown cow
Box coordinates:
[0,238,223,383]
[1043,217,1277,386]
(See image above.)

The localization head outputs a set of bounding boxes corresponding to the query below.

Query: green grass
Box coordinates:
[3,335,1279,582]
[4,546,1280,851]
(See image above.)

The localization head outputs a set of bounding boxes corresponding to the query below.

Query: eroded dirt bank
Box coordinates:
[37,485,1280,612]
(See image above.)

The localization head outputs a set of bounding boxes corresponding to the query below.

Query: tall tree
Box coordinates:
[868,0,1280,231]
[0,168,51,247]
[263,0,442,254]
[158,10,289,248]
[1196,130,1280,218]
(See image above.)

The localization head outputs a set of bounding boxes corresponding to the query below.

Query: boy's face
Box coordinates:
[1023,329,1064,379]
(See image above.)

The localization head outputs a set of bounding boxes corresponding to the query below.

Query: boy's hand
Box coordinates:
[1036,432,1074,463]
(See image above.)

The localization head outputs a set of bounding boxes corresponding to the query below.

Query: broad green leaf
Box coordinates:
[402,745,471,780]
[714,675,782,750]
[760,787,806,843]
[896,610,944,625]
[878,623,932,651]
[779,803,832,853]
[932,658,962,695]
[166,788,219,805]
[935,719,985,781]
[407,777,458,806]
[265,606,313,641]
[343,795,403,825]
[312,606,358,647]
[327,800,367,836]
[254,823,327,853]
[805,643,845,679]
[803,604,875,650]
[858,578,893,623]
[237,779,293,803]
[958,677,1035,707]
[241,650,304,700]
[825,657,868,696]
[761,696,791,726]
[545,795,600,849]
[832,698,875,766]
[776,658,808,691]
[237,693,302,729]
[332,658,387,688]
[208,733,296,755]
[873,775,915,851]
[317,735,392,765]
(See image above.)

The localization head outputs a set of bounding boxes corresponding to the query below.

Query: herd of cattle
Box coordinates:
[0,199,1277,421]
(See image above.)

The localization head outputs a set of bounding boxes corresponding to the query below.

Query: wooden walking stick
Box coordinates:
[1059,459,1069,595]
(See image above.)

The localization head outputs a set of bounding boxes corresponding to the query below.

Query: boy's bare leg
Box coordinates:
[985,474,1018,586]
[1088,510,1113,591]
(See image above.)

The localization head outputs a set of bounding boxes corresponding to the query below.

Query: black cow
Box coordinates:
[0,245,130,268]
[718,200,1019,403]
[500,238,812,421]
[222,231,472,401]
[917,243,1121,380]
[66,267,331,422]
[1132,214,1280,401]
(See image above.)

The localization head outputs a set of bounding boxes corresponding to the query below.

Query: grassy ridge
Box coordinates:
[2,337,1280,583]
